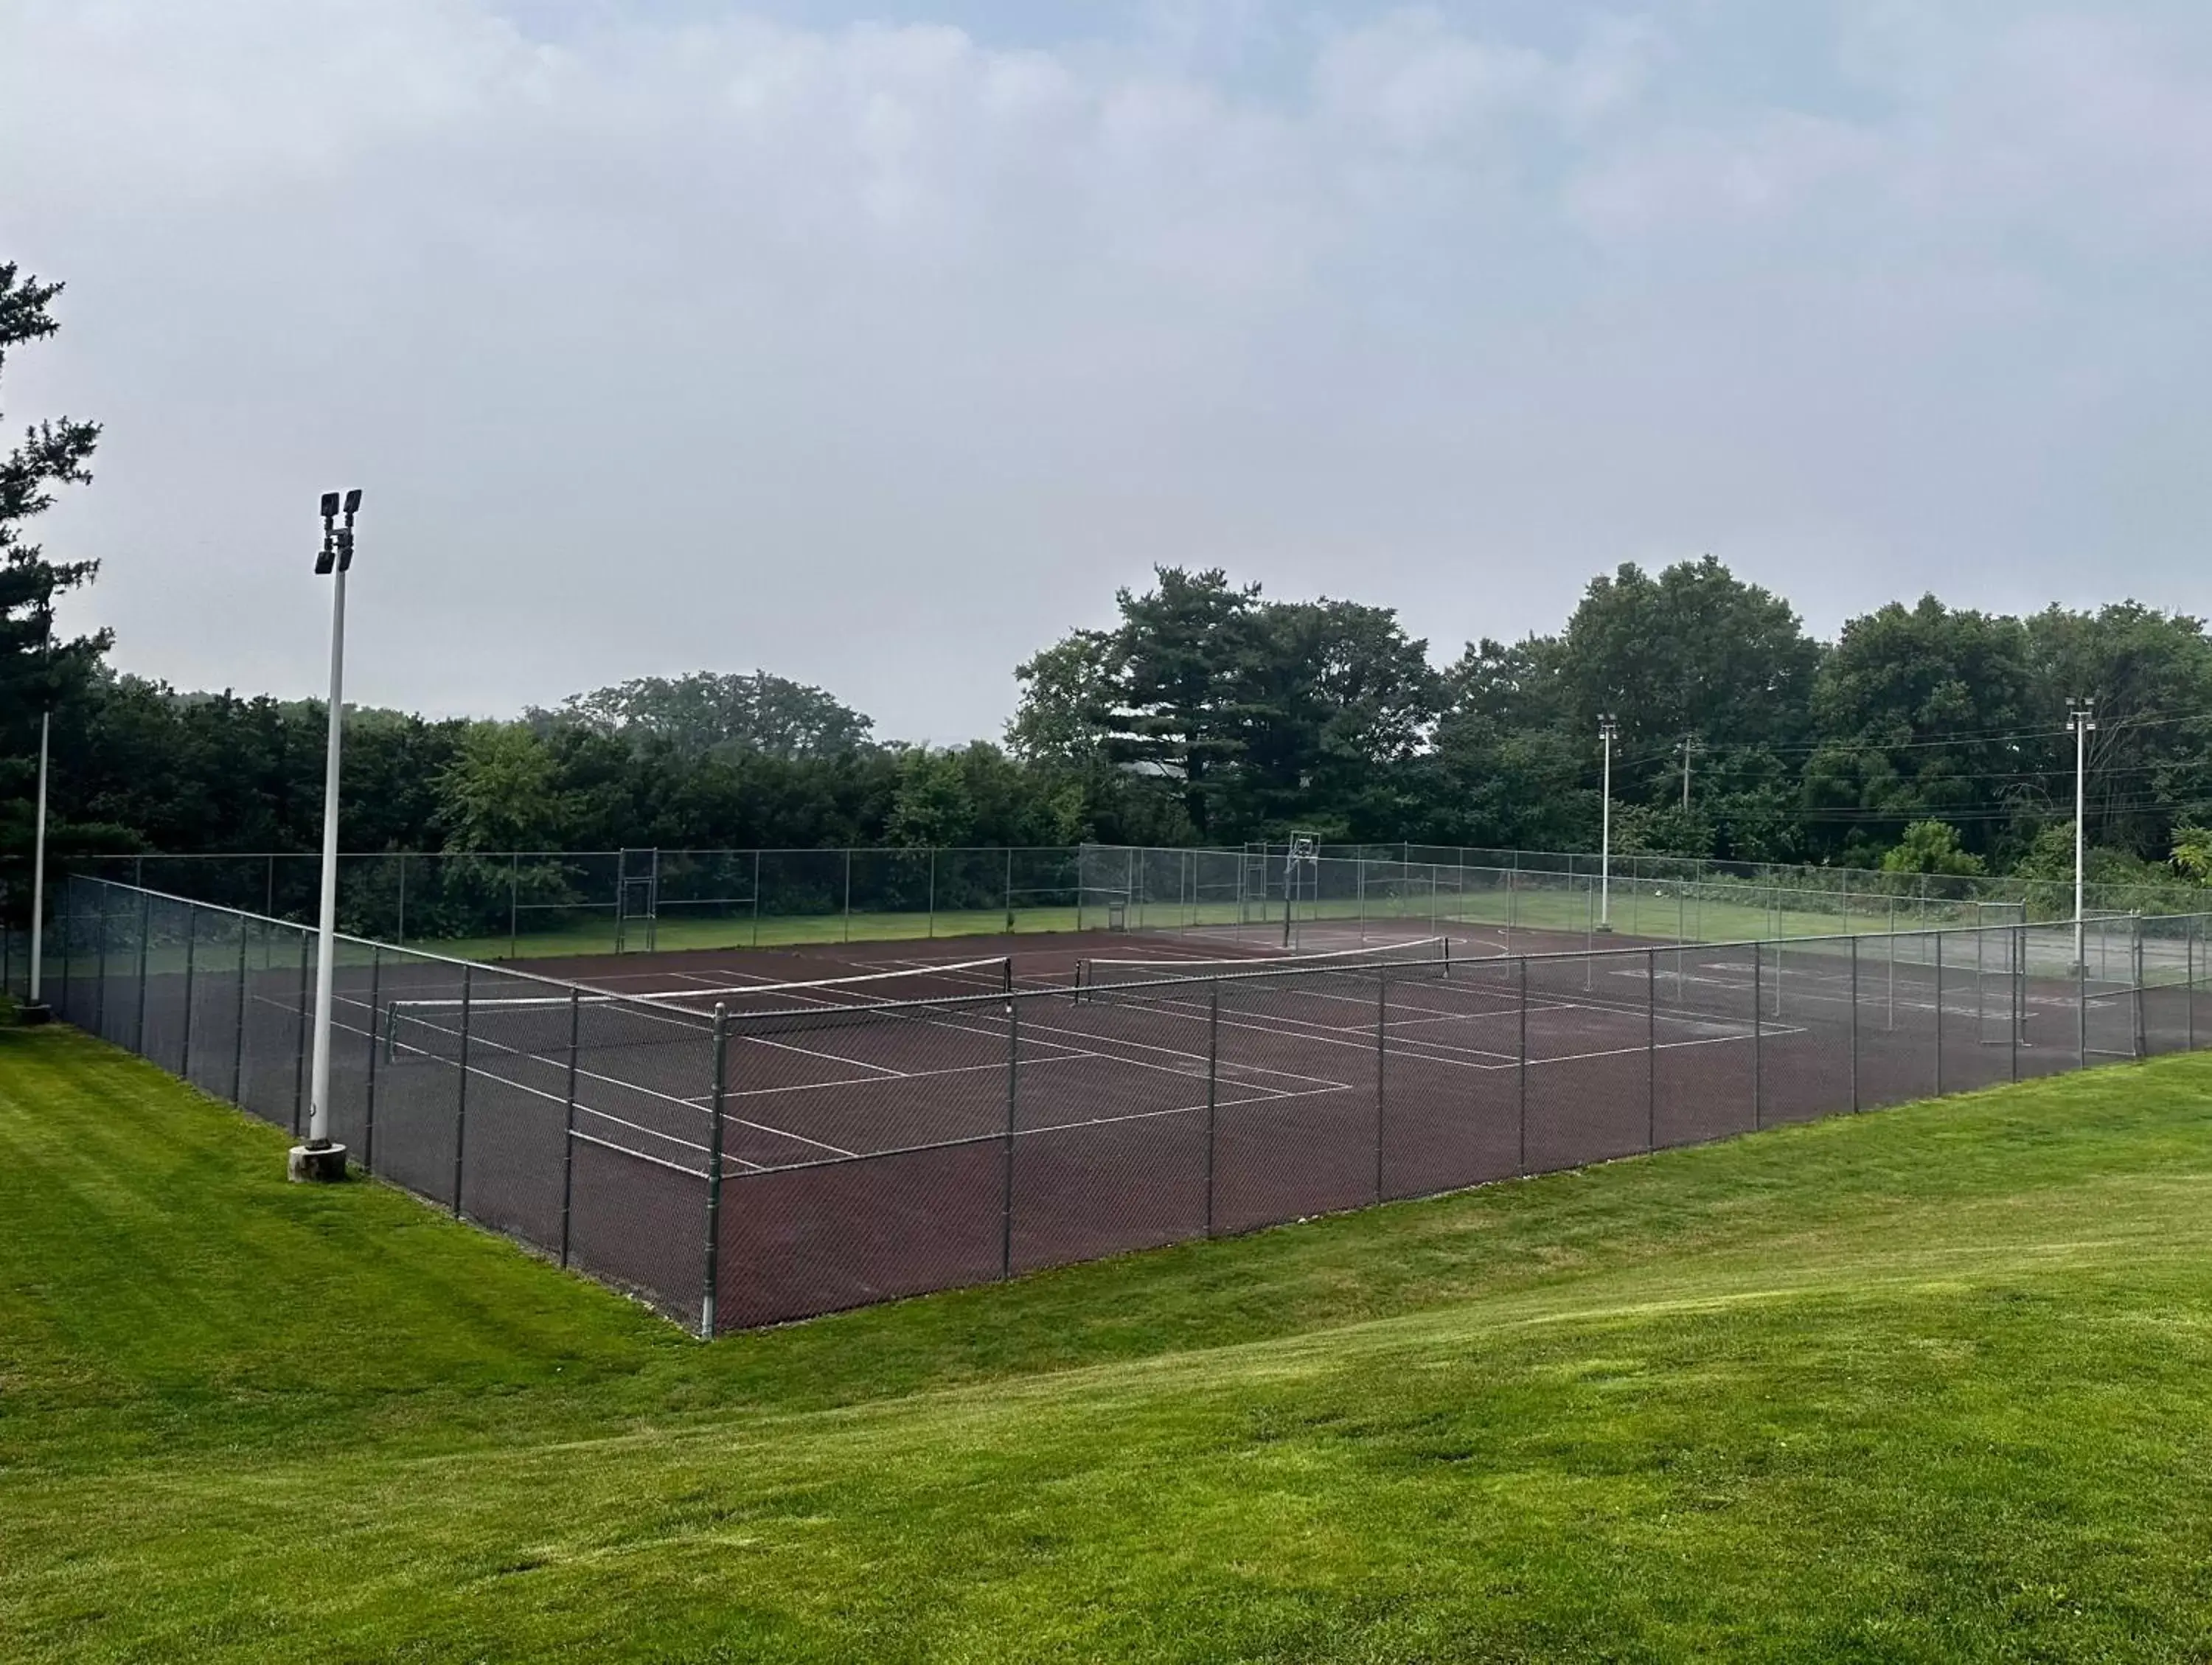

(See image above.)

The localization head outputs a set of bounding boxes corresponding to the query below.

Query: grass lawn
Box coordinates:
[7,1022,2212,1661]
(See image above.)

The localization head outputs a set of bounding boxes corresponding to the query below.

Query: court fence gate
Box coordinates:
[32,875,2212,1335]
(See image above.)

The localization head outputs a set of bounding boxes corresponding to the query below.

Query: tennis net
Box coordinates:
[382,957,1014,1063]
[1079,936,1450,995]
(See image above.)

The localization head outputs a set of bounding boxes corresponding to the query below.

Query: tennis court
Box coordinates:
[48,874,2212,1332]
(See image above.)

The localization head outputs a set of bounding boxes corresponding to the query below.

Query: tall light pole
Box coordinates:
[1598,715,1618,931]
[292,488,359,1183]
[2067,698,2095,975]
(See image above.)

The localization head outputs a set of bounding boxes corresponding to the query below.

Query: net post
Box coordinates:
[451,963,473,1215]
[179,905,198,1082]
[1002,955,1013,997]
[1752,941,1763,1131]
[1374,967,1387,1204]
[560,987,580,1269]
[133,887,150,1054]
[1516,956,1529,1175]
[1000,990,1019,1279]
[232,913,248,1102]
[1848,934,1861,1111]
[1645,948,1657,1150]
[364,946,381,1173]
[701,1002,728,1340]
[1204,977,1220,1237]
[291,928,310,1136]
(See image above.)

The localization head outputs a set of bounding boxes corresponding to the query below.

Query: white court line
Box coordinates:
[358,993,855,1162]
[310,998,748,1167]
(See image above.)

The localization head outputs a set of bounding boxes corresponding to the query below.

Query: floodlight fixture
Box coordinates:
[342,487,362,515]
[320,490,341,520]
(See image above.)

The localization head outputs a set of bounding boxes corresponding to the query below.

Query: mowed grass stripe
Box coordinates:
[5,1021,2212,1661]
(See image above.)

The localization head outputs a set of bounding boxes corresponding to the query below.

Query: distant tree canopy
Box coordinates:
[2,259,2209,900]
[538,670,875,761]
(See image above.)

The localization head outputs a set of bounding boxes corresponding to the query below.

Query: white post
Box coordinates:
[307,562,346,1147]
[1598,716,1617,931]
[27,709,49,1007]
[293,489,358,1182]
[2068,700,2095,973]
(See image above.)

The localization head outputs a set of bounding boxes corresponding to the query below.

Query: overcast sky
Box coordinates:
[5,1,2211,743]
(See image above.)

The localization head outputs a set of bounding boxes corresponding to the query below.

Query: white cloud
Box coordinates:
[3,1,2212,741]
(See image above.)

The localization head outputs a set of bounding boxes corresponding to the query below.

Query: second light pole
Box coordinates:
[1597,715,1618,932]
[291,488,361,1183]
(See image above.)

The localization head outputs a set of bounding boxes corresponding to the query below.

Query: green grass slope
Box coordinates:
[6,1022,2212,1661]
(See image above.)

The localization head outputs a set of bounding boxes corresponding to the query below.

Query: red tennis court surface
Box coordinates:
[484,920,2188,1329]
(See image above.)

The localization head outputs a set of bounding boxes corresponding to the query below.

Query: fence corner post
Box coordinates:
[1001,989,1019,1279]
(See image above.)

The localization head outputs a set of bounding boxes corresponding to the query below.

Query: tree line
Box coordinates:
[4,260,2210,914]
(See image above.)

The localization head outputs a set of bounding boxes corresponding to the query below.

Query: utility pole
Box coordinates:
[294,489,361,1183]
[22,622,55,1023]
[1597,715,1618,932]
[2067,698,2096,975]
[1677,735,1700,814]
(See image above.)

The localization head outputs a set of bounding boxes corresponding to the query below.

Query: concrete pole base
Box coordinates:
[288,1142,350,1183]
[17,1002,52,1026]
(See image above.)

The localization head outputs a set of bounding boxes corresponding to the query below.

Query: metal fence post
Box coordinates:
[58,882,72,1020]
[93,884,107,1038]
[133,889,150,1054]
[842,848,853,943]
[1205,978,1220,1237]
[702,1004,728,1340]
[1933,930,1944,1098]
[926,847,936,940]
[364,947,381,1172]
[1374,968,1388,1203]
[1646,948,1657,1150]
[451,964,473,1215]
[2076,947,2088,1069]
[290,930,310,1136]
[751,849,762,948]
[232,917,248,1102]
[2011,924,2024,1081]
[2132,919,2146,1060]
[1849,934,1860,1111]
[1007,847,1018,934]
[559,987,580,1268]
[179,906,198,1082]
[509,852,519,959]
[396,851,406,946]
[1001,992,1019,1279]
[1752,943,1763,1131]
[1517,956,1529,1174]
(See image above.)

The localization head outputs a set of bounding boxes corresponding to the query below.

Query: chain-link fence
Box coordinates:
[41,874,2212,1334]
[74,841,2207,963]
